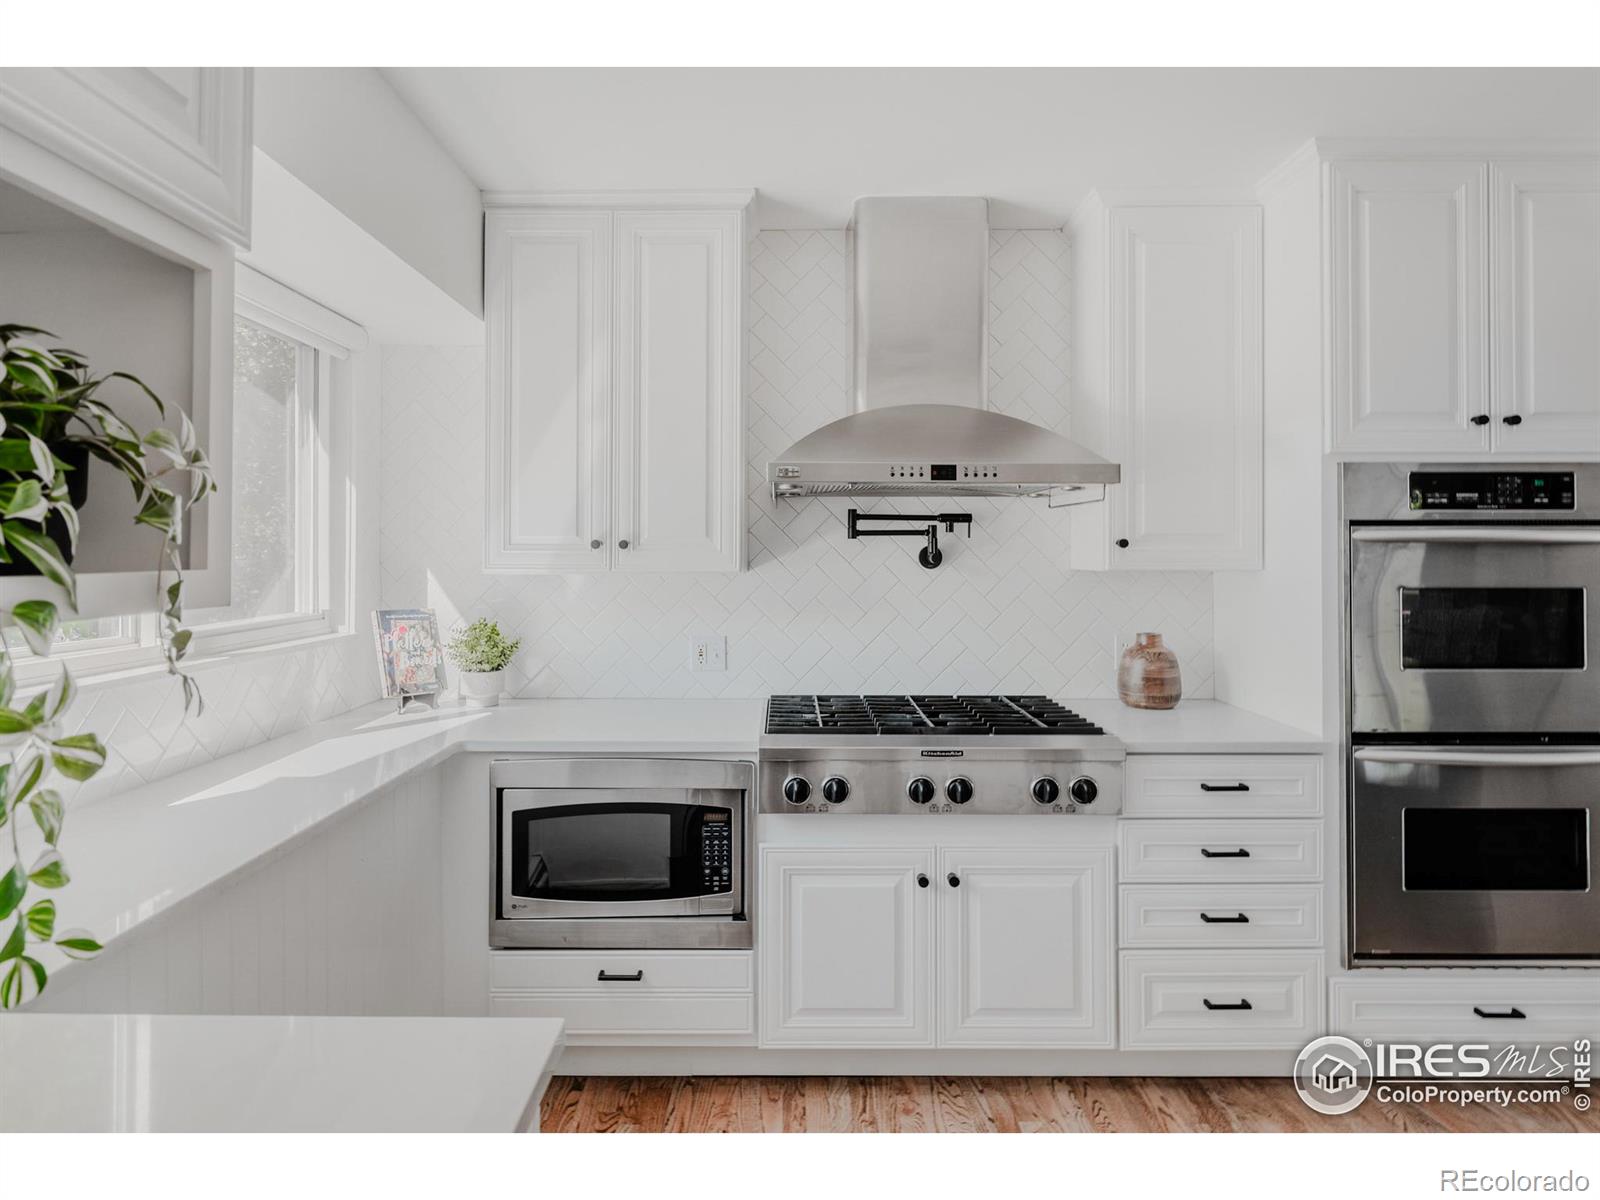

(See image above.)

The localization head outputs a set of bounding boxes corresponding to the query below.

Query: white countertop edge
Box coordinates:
[39,695,1318,984]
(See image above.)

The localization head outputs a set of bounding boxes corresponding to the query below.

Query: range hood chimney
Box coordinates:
[768,196,1119,499]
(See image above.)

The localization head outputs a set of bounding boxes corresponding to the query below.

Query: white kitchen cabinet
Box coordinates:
[1070,198,1262,570]
[760,848,934,1046]
[484,194,750,574]
[937,846,1113,1048]
[1491,160,1600,454]
[0,68,252,246]
[1327,160,1490,455]
[760,843,1111,1049]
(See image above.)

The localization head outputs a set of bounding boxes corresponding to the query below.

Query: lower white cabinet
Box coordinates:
[1329,972,1600,1047]
[760,844,1113,1049]
[1119,884,1324,949]
[1121,950,1324,1050]
[489,950,755,1045]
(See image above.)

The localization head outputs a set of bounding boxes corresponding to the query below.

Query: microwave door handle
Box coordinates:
[1355,748,1600,768]
[1350,527,1600,545]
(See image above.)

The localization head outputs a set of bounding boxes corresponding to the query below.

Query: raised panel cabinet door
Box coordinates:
[484,210,612,572]
[937,846,1114,1048]
[613,210,744,573]
[1107,206,1262,569]
[1491,160,1600,455]
[1328,160,1490,454]
[0,68,252,246]
[759,848,934,1047]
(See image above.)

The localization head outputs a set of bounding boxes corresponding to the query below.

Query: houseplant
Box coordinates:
[0,325,216,1007]
[444,617,521,707]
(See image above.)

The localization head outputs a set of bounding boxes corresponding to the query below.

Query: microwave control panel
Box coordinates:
[1410,471,1576,511]
[699,811,733,892]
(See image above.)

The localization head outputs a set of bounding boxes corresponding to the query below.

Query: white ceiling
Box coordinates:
[383,67,1600,227]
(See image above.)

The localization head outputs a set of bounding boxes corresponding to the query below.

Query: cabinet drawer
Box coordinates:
[489,992,756,1043]
[1119,885,1324,949]
[1119,820,1323,883]
[1120,951,1324,1049]
[1330,973,1600,1046]
[1125,755,1322,818]
[490,950,752,993]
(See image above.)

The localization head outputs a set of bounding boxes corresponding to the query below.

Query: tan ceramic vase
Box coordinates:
[1118,632,1182,710]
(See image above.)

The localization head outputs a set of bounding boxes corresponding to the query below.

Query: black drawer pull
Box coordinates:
[1473,1006,1526,1019]
[917,873,929,888]
[947,873,961,888]
[1199,782,1250,792]
[1201,848,1251,858]
[597,970,644,982]
[1200,912,1250,924]
[1203,998,1254,1011]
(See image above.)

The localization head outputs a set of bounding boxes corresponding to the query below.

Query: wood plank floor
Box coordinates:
[540,1076,1597,1133]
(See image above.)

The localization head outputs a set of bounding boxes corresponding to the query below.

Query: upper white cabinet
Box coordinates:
[760,843,1112,1049]
[484,194,750,574]
[1326,154,1599,457]
[1070,198,1263,570]
[0,68,252,247]
[1491,160,1600,454]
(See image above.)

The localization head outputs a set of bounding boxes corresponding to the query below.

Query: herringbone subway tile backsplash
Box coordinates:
[380,230,1215,700]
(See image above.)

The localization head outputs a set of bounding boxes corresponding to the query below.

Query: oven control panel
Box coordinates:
[1409,471,1575,511]
[700,812,733,892]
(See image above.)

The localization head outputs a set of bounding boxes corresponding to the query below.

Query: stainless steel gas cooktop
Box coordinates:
[758,694,1124,815]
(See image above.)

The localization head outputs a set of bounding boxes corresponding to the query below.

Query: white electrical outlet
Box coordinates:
[692,634,727,672]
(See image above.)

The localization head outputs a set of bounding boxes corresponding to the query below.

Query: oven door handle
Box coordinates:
[1355,748,1600,768]
[1350,526,1600,545]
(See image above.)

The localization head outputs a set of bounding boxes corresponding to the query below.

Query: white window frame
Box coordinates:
[7,265,366,687]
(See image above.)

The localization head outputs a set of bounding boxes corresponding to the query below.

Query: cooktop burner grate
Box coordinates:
[765,694,1105,736]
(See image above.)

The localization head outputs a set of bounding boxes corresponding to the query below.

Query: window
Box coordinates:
[5,266,361,681]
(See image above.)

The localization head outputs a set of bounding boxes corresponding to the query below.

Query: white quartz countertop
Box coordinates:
[1068,698,1327,754]
[0,1013,564,1132]
[43,694,1315,976]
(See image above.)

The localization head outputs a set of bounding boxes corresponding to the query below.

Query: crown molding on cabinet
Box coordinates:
[482,189,757,211]
[1307,136,1600,162]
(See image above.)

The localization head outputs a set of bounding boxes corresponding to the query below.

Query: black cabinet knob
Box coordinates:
[590,538,602,549]
[1502,414,1523,426]
[947,872,961,888]
[946,777,974,805]
[618,539,631,549]
[821,776,850,805]
[917,873,930,888]
[782,776,811,805]
[1115,538,1130,549]
[1470,414,1491,425]
[907,777,936,805]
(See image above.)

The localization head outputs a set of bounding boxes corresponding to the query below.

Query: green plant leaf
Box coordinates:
[0,707,34,737]
[0,441,39,472]
[0,865,23,920]
[28,851,67,889]
[21,955,46,993]
[54,930,100,960]
[44,665,75,721]
[106,370,166,417]
[0,664,12,711]
[6,357,57,397]
[170,628,192,660]
[28,789,63,846]
[9,599,59,657]
[142,426,186,468]
[0,921,22,962]
[24,431,55,483]
[24,899,54,940]
[8,754,44,806]
[134,489,176,535]
[3,525,76,610]
[0,479,47,523]
[51,733,106,781]
[0,961,20,1008]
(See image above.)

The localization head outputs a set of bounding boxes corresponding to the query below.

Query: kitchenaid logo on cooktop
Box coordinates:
[920,749,964,758]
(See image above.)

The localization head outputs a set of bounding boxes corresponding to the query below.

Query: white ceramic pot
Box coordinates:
[458,670,504,707]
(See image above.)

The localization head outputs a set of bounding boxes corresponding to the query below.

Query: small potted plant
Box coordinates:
[444,617,521,707]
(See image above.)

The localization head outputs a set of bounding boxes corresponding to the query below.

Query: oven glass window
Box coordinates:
[507,802,729,902]
[1404,808,1589,890]
[1399,587,1585,670]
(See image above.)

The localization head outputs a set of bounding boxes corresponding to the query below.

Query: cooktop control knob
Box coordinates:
[1069,776,1098,805]
[783,776,811,805]
[946,777,974,805]
[1031,777,1061,806]
[821,776,851,805]
[907,776,936,805]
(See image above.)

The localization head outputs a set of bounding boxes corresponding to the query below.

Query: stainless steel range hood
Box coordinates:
[768,196,1119,500]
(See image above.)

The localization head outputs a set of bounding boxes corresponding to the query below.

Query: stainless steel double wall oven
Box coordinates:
[1345,463,1600,963]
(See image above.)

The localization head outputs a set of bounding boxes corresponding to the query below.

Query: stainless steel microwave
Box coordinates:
[491,757,753,950]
